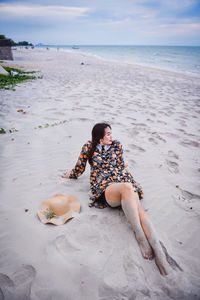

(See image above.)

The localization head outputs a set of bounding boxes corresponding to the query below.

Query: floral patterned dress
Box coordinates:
[69,140,143,208]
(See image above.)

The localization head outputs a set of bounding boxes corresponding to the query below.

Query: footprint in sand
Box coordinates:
[47,224,112,273]
[165,159,179,174]
[192,115,198,119]
[55,234,81,254]
[0,265,36,300]
[185,133,197,138]
[98,254,129,298]
[51,218,110,256]
[45,107,57,112]
[178,120,187,127]
[123,253,140,282]
[0,273,14,300]
[98,280,135,300]
[148,137,158,145]
[158,110,164,114]
[110,112,118,117]
[176,128,186,134]
[35,289,64,300]
[131,122,147,128]
[151,132,166,143]
[180,189,200,201]
[53,111,66,116]
[104,104,114,109]
[74,107,86,111]
[127,117,137,121]
[174,189,200,215]
[98,251,150,299]
[146,118,154,123]
[71,117,94,122]
[128,158,137,166]
[164,132,179,139]
[45,234,81,267]
[179,139,200,148]
[168,150,179,160]
[128,144,145,152]
[157,120,167,125]
[128,128,139,137]
[123,254,151,297]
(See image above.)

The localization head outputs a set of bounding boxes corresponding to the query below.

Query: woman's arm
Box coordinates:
[63,142,91,179]
[117,142,127,168]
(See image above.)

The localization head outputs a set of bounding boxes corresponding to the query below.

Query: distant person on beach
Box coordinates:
[62,123,181,275]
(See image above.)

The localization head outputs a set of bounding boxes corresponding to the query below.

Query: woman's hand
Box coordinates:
[61,172,70,178]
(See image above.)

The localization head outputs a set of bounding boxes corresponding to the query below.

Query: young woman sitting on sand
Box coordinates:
[62,122,181,275]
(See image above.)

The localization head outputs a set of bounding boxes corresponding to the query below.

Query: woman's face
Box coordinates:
[100,127,112,145]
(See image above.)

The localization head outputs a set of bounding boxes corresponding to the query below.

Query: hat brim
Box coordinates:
[37,194,80,225]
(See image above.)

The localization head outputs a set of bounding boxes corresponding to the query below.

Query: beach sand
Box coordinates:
[0,48,200,299]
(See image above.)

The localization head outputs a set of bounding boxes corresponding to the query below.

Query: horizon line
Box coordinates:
[33,44,200,47]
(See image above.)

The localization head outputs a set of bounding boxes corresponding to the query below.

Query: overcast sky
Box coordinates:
[0,0,200,45]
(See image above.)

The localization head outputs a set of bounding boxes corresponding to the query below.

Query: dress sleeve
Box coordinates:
[69,142,91,179]
[117,141,125,168]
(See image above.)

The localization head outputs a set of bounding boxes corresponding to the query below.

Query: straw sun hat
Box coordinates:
[37,193,80,225]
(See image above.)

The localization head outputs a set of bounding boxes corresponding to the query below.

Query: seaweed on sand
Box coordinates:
[0,66,41,90]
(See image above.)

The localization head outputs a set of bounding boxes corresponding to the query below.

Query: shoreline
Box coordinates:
[43,45,200,80]
[8,46,200,81]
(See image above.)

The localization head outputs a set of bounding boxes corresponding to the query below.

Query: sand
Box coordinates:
[0,48,200,299]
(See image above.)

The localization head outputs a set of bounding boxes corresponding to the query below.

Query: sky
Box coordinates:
[0,0,200,45]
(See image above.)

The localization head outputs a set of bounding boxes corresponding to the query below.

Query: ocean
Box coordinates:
[37,45,200,78]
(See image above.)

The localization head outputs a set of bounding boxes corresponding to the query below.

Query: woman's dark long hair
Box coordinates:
[88,123,111,165]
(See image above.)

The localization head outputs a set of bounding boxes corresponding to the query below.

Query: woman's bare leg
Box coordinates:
[105,183,153,260]
[137,199,171,275]
[105,183,176,275]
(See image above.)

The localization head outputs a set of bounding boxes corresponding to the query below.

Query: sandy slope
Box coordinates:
[0,48,200,299]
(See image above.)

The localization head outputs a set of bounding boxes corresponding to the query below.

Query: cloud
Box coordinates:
[157,22,200,36]
[160,0,198,9]
[0,3,90,18]
[0,0,199,45]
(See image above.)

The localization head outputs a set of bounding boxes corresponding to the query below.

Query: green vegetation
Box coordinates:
[0,127,18,134]
[0,128,6,134]
[35,120,67,129]
[0,66,40,90]
[9,128,18,133]
[17,41,33,46]
[0,34,33,46]
[0,120,67,135]
[3,66,37,74]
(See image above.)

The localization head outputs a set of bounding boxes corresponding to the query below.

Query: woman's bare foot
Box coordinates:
[142,218,171,275]
[61,172,69,178]
[121,198,154,260]
[136,235,154,260]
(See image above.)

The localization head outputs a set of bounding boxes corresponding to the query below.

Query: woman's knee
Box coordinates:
[105,183,121,202]
[121,182,134,195]
[120,183,140,204]
[105,182,138,203]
